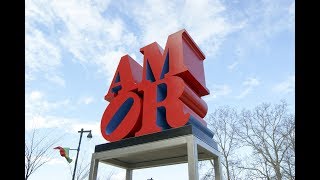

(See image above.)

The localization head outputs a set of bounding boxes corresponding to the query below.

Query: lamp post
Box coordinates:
[72,128,92,180]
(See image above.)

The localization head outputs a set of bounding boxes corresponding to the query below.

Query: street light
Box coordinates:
[87,131,92,139]
[72,128,92,180]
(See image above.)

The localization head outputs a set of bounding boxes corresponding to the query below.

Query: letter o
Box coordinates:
[100,92,142,142]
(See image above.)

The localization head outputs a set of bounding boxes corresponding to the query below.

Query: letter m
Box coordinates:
[140,29,210,97]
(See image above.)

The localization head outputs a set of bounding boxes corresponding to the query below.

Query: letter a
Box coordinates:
[105,55,142,102]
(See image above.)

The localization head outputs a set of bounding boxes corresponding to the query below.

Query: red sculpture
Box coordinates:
[101,29,212,142]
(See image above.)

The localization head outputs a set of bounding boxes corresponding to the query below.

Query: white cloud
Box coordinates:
[289,1,295,17]
[30,91,43,100]
[45,74,66,87]
[253,1,294,37]
[25,115,73,131]
[26,91,70,114]
[26,0,293,90]
[47,157,68,165]
[25,0,58,28]
[203,84,232,101]
[25,0,247,88]
[272,75,295,94]
[215,85,232,96]
[25,91,102,141]
[224,0,295,59]
[243,77,260,86]
[92,0,112,13]
[227,61,239,71]
[25,0,66,87]
[125,0,243,56]
[97,50,127,83]
[26,91,72,131]
[236,88,251,99]
[236,77,260,99]
[288,1,295,32]
[25,113,106,146]
[25,28,62,82]
[78,96,94,105]
[49,0,139,80]
[228,46,246,71]
[26,0,139,86]
[26,113,106,145]
[83,97,93,105]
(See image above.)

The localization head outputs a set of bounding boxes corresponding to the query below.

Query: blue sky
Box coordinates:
[25,0,295,179]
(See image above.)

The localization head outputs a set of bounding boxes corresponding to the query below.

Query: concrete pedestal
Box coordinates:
[89,125,223,180]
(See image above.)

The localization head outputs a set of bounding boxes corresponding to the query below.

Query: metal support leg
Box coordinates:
[187,136,199,180]
[89,155,99,180]
[126,169,132,180]
[214,155,223,180]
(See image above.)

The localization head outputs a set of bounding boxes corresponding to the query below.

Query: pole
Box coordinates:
[72,128,84,180]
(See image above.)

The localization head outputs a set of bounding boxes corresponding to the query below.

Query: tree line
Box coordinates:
[201,100,295,180]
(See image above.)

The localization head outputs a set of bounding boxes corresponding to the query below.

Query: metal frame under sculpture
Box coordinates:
[89,29,223,180]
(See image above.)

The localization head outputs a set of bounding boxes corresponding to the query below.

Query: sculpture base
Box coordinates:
[89,125,223,180]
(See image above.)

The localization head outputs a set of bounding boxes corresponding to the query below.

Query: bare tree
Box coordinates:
[199,160,215,180]
[68,151,116,180]
[240,153,273,179]
[280,115,295,180]
[25,129,61,180]
[235,100,295,180]
[202,106,243,180]
[68,157,91,180]
[97,168,116,180]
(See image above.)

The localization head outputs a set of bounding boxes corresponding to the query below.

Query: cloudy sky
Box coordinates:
[25,0,295,179]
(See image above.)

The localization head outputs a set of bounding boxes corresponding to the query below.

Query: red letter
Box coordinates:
[105,55,142,102]
[101,92,142,142]
[135,76,208,137]
[140,29,210,96]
